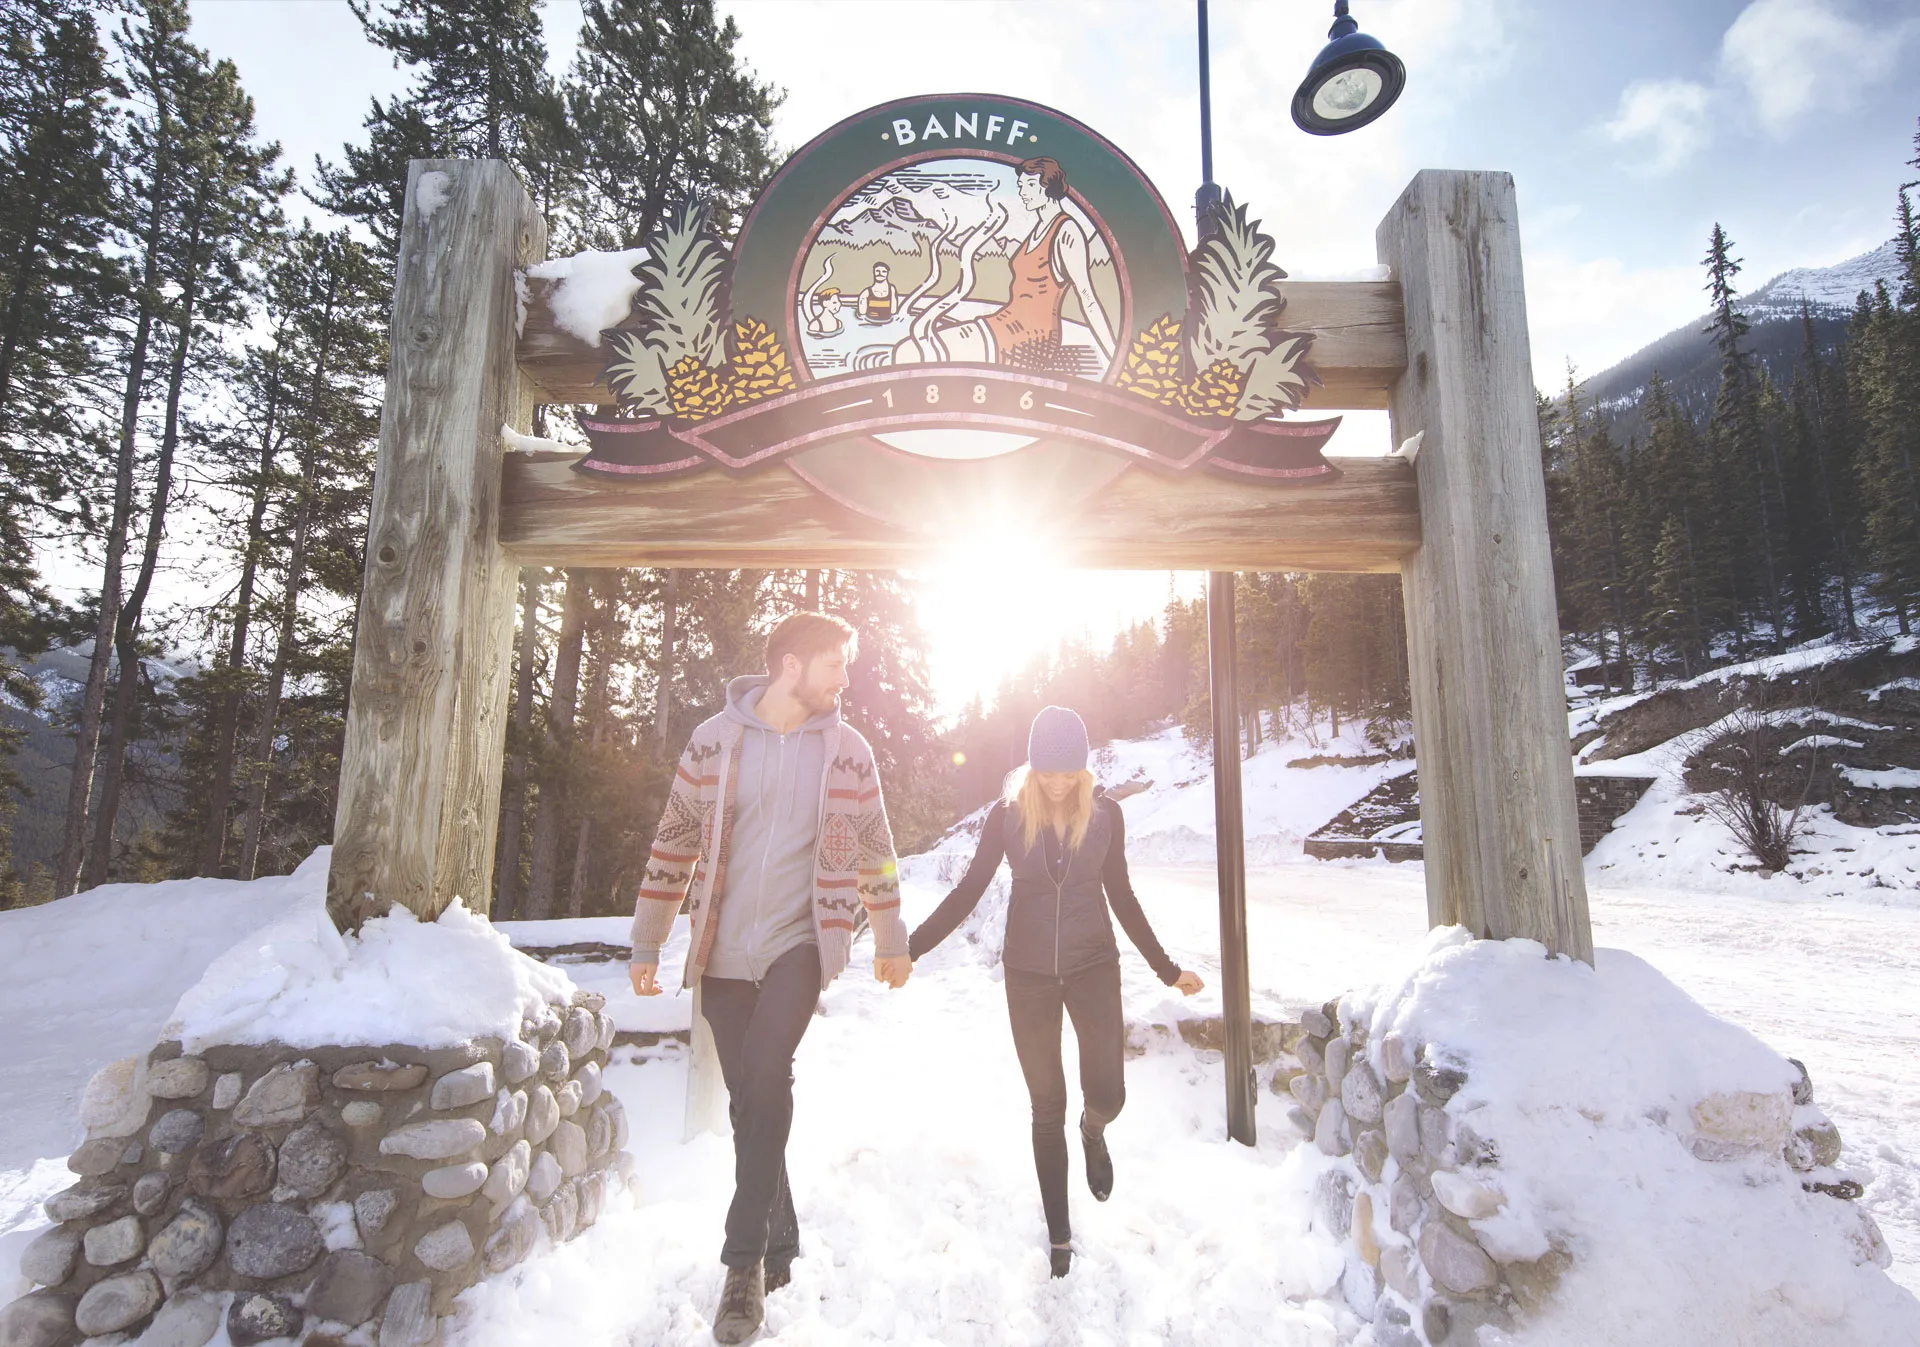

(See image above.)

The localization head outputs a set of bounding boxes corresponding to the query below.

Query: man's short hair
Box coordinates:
[765,611,857,675]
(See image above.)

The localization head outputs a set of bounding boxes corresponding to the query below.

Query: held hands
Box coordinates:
[629,963,662,997]
[873,954,912,990]
[1173,969,1204,996]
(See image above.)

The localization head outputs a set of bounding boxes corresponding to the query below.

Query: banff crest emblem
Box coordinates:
[575,95,1340,526]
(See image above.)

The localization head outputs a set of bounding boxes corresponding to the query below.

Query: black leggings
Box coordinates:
[700,943,820,1269]
[1004,960,1126,1245]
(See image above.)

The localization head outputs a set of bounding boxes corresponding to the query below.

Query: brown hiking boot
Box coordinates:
[713,1262,764,1344]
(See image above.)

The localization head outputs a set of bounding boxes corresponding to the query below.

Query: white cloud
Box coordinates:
[1719,0,1909,138]
[1599,78,1716,175]
[1522,251,1705,390]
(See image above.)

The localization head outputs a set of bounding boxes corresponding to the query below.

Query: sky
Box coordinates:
[183,0,1920,713]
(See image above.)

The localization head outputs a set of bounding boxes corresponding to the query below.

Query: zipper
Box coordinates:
[1051,827,1065,976]
[750,730,787,979]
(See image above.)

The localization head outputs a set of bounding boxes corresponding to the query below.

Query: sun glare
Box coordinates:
[911,528,1202,716]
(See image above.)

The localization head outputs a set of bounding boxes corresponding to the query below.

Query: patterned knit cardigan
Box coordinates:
[629,712,908,988]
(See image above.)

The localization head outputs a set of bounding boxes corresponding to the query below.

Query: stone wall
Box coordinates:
[3,990,631,1347]
[1272,998,1890,1345]
[1573,774,1654,853]
[1305,772,1653,863]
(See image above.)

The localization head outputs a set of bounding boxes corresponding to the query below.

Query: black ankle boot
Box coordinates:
[1050,1243,1072,1278]
[1081,1119,1113,1202]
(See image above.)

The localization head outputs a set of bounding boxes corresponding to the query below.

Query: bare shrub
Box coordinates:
[1689,701,1819,872]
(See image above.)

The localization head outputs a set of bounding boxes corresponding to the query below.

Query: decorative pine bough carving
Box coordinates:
[1116,195,1314,422]
[603,203,796,425]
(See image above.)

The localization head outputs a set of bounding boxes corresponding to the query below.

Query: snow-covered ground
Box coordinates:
[4,696,1917,1343]
[3,846,1916,1344]
[1569,636,1920,902]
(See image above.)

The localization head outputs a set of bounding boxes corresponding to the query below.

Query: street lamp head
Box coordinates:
[1291,0,1406,136]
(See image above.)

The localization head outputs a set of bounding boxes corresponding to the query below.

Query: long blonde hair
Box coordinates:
[1006,763,1096,853]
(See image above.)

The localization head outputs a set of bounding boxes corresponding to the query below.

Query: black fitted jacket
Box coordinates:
[907,794,1181,984]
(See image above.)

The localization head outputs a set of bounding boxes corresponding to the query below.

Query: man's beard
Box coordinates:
[794,679,841,717]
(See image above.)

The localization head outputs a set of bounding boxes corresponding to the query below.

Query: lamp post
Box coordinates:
[1195,0,1255,1148]
[1292,0,1407,136]
[1193,0,1407,1148]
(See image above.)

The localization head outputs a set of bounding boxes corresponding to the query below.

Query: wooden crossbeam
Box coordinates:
[514,277,1407,411]
[498,450,1418,572]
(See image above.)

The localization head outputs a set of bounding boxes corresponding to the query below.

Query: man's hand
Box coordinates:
[629,963,662,997]
[873,955,911,990]
[1173,969,1204,996]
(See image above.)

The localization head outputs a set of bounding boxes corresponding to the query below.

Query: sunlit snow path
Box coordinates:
[444,864,1920,1344]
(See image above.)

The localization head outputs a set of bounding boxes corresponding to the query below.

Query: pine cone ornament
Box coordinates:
[1176,358,1246,420]
[725,317,797,407]
[1115,315,1185,407]
[666,354,732,422]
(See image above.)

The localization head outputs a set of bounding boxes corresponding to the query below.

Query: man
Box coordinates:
[629,611,911,1344]
[857,261,898,323]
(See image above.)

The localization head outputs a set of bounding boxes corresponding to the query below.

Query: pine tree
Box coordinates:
[0,2,116,890]
[562,0,780,250]
[1851,269,1920,632]
[56,0,257,894]
[1638,374,1730,675]
[1790,302,1862,634]
[1703,222,1788,650]
[315,0,560,261]
[81,23,288,889]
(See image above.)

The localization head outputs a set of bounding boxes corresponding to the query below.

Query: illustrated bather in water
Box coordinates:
[887,158,1117,373]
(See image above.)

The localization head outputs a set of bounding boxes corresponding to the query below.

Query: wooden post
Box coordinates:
[328,160,545,931]
[1376,171,1593,963]
[1206,571,1256,1145]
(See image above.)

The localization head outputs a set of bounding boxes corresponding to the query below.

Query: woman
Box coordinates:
[908,706,1203,1277]
[889,157,1118,372]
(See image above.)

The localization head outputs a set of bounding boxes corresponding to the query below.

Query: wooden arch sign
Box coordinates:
[326,95,1592,1002]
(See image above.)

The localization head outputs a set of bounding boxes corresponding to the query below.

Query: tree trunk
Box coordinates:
[236,439,320,880]
[564,629,613,919]
[198,354,284,874]
[805,568,821,610]
[56,299,150,895]
[83,191,209,889]
[57,39,182,896]
[494,569,541,920]
[655,567,679,749]
[524,569,591,919]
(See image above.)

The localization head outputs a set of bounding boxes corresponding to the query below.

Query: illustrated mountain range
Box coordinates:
[817,181,1114,266]
[1580,239,1903,442]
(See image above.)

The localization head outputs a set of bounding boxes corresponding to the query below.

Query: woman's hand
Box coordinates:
[1173,969,1204,996]
[629,963,662,997]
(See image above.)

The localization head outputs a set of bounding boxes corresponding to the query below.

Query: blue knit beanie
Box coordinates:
[1028,705,1090,773]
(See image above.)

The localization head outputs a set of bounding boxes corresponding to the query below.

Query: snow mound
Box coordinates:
[168,894,574,1053]
[1337,929,1919,1344]
[523,247,648,344]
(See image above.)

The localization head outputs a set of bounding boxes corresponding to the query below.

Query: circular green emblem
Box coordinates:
[729,94,1190,526]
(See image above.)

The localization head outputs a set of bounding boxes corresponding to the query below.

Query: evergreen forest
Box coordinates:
[1,0,1916,914]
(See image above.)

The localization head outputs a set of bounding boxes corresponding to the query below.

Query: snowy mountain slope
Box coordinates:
[1742,239,1906,322]
[1580,238,1903,441]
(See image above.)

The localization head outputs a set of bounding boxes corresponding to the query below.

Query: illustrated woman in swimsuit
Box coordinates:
[890,158,1117,370]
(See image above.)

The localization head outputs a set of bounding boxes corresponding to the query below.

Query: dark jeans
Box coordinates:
[700,942,821,1269]
[1005,959,1127,1245]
